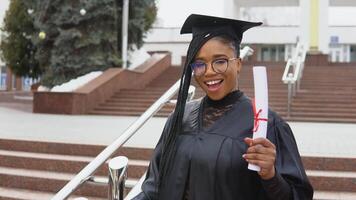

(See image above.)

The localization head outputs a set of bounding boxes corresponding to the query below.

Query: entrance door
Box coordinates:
[329,45,343,62]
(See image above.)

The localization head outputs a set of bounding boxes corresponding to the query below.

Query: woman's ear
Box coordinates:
[236,58,242,74]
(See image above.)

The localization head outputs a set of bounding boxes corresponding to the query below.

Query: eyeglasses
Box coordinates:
[190,58,238,76]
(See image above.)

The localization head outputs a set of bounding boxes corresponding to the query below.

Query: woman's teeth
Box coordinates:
[205,80,222,86]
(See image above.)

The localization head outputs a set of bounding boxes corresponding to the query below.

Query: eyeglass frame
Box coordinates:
[190,57,238,76]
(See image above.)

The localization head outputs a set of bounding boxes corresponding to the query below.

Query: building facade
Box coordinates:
[143,0,356,65]
[1,0,356,90]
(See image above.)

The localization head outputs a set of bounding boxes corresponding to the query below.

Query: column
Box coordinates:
[309,0,319,52]
[301,0,329,54]
[318,0,329,54]
[300,0,310,51]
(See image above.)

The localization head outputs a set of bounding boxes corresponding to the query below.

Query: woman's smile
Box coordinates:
[204,78,224,92]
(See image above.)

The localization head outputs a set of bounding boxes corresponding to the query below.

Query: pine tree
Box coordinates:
[25,0,157,87]
[0,0,41,78]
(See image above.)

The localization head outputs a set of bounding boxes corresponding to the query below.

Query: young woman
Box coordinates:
[133,14,313,200]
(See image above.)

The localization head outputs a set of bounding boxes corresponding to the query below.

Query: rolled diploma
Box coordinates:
[248,66,269,171]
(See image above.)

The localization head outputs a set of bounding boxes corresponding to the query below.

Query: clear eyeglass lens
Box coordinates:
[190,62,204,76]
[191,58,230,76]
[213,59,228,73]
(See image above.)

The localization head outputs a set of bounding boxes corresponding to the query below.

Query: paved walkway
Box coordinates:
[0,103,355,158]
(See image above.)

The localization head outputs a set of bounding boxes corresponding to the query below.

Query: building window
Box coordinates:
[261,47,270,61]
[258,45,285,62]
[350,46,356,62]
[0,66,7,90]
[279,46,285,61]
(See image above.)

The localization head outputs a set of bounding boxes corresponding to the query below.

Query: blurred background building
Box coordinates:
[1,0,356,89]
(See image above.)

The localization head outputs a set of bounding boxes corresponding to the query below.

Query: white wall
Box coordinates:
[319,0,330,54]
[243,26,299,44]
[329,26,356,44]
[143,26,300,65]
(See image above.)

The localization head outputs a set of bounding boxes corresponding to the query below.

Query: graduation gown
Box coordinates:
[133,94,313,200]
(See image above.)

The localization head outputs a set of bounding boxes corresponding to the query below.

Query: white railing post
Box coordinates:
[287,73,293,118]
[108,156,129,200]
[282,43,307,117]
[122,0,129,68]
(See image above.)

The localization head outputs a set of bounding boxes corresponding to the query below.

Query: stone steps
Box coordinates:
[286,116,356,123]
[0,139,355,199]
[313,191,356,200]
[89,65,290,117]
[0,186,106,200]
[0,139,149,199]
[0,149,148,179]
[307,170,356,192]
[89,64,356,123]
[0,166,108,197]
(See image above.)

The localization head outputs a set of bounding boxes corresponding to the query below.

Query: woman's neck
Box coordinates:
[205,90,242,108]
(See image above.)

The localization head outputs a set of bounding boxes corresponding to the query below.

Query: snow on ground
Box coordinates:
[38,47,151,92]
[51,71,103,92]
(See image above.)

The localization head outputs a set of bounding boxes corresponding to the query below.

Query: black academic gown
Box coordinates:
[133,94,313,200]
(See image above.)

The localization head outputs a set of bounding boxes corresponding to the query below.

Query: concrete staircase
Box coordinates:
[0,138,355,199]
[89,64,290,117]
[90,63,356,123]
[290,65,356,123]
[302,156,356,200]
[0,139,150,200]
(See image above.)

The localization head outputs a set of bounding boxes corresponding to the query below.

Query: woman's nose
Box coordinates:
[204,62,215,76]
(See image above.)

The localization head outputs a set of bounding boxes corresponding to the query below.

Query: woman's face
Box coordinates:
[193,38,241,100]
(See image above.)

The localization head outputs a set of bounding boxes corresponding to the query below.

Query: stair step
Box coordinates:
[293,98,356,104]
[0,166,138,198]
[291,107,356,113]
[0,187,106,200]
[0,166,106,197]
[287,116,356,123]
[302,156,356,171]
[290,111,356,118]
[313,191,356,200]
[0,139,153,160]
[89,110,171,117]
[307,170,356,192]
[291,102,356,109]
[0,149,148,178]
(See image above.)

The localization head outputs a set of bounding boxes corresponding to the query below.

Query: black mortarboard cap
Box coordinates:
[181,14,262,43]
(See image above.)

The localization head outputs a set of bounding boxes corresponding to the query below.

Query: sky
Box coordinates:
[0,1,9,26]
[0,0,356,29]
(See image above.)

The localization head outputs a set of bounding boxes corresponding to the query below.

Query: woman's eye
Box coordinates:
[214,59,227,65]
[192,62,205,68]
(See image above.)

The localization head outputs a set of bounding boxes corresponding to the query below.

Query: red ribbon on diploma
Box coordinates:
[252,99,268,132]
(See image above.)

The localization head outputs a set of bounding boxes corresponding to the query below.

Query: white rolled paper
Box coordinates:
[248,66,269,171]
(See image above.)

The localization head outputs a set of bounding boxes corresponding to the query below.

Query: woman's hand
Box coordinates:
[243,137,276,180]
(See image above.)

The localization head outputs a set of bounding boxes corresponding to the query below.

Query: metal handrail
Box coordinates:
[281,43,307,117]
[51,80,184,200]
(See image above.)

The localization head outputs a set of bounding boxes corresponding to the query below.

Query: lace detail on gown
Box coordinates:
[183,90,242,200]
